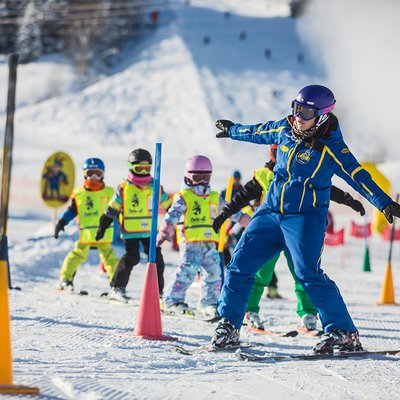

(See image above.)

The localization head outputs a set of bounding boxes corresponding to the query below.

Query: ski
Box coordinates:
[248,327,299,337]
[162,308,196,317]
[100,291,135,305]
[247,326,323,338]
[295,327,324,337]
[55,289,88,296]
[173,342,253,356]
[235,349,400,362]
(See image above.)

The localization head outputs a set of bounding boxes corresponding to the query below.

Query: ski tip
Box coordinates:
[282,330,299,337]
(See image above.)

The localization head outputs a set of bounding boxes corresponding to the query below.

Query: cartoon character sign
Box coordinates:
[41,152,75,208]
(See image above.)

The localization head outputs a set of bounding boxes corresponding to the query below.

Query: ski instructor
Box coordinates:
[211,84,400,354]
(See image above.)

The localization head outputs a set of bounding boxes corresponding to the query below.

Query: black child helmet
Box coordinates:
[127,148,152,176]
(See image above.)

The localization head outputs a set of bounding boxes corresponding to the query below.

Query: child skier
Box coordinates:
[212,84,400,353]
[213,145,365,332]
[156,155,222,318]
[54,158,118,291]
[96,148,171,302]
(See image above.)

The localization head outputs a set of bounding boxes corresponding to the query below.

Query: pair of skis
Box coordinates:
[173,342,400,362]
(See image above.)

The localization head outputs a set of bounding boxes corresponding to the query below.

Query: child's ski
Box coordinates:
[247,327,299,337]
[100,291,135,305]
[235,349,400,362]
[55,289,88,296]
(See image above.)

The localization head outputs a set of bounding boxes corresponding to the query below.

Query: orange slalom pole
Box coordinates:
[0,259,12,385]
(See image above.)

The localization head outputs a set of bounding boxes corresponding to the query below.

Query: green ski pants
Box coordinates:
[59,242,119,283]
[246,248,317,317]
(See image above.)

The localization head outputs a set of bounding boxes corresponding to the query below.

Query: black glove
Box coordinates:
[383,201,400,223]
[343,192,365,216]
[215,120,234,138]
[54,218,66,239]
[212,212,229,233]
[96,214,113,241]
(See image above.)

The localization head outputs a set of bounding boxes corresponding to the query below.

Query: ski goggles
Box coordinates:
[128,163,152,175]
[84,169,104,179]
[187,172,211,184]
[292,101,335,121]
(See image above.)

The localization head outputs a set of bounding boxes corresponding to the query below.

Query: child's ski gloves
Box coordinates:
[156,221,174,247]
[54,218,66,239]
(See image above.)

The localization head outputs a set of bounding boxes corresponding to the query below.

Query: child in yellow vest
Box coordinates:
[54,158,119,291]
[96,148,172,302]
[156,155,221,318]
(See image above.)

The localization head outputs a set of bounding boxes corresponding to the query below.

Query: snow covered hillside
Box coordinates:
[1,0,400,399]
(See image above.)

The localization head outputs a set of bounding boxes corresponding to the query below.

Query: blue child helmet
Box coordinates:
[233,170,241,180]
[82,158,105,172]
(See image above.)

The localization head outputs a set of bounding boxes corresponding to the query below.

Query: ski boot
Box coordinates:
[313,330,363,354]
[243,311,264,330]
[57,280,74,292]
[107,286,130,303]
[212,318,240,348]
[301,314,318,331]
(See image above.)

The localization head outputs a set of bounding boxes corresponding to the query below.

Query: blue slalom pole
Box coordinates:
[149,143,162,263]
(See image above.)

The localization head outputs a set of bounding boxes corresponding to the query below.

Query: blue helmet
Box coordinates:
[292,85,335,121]
[233,170,241,180]
[82,158,105,172]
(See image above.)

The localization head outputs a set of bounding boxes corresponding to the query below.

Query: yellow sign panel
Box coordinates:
[41,152,75,208]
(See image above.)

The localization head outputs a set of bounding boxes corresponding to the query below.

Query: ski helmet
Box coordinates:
[292,85,336,122]
[82,158,105,172]
[127,148,152,165]
[82,158,105,181]
[233,170,241,180]
[184,155,212,186]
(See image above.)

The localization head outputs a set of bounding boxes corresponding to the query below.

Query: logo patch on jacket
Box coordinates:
[193,201,201,215]
[296,149,312,164]
[131,194,139,207]
[85,197,94,211]
[341,148,350,154]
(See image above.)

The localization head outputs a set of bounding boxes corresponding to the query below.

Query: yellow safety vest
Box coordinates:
[74,186,114,244]
[254,167,274,203]
[121,182,153,233]
[178,189,219,243]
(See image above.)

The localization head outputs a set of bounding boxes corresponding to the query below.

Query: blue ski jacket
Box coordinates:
[228,115,392,214]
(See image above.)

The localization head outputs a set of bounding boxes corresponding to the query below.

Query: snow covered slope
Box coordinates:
[1,1,400,398]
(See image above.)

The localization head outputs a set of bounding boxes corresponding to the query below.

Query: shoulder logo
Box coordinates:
[296,149,312,165]
[280,145,289,152]
[341,148,350,154]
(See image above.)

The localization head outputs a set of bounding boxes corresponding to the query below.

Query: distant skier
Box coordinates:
[213,145,365,332]
[54,158,118,291]
[96,149,171,303]
[211,84,400,353]
[156,155,226,318]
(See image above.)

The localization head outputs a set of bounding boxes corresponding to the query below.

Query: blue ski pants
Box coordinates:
[217,203,357,333]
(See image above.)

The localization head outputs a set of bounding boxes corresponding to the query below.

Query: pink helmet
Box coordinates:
[184,155,212,186]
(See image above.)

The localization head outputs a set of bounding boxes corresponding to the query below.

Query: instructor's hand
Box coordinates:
[215,120,234,138]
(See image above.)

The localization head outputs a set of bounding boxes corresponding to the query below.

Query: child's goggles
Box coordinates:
[128,163,152,175]
[84,169,104,179]
[292,101,335,121]
[187,172,211,184]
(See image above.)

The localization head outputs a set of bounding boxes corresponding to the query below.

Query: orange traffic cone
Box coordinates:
[377,263,397,305]
[133,263,177,341]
